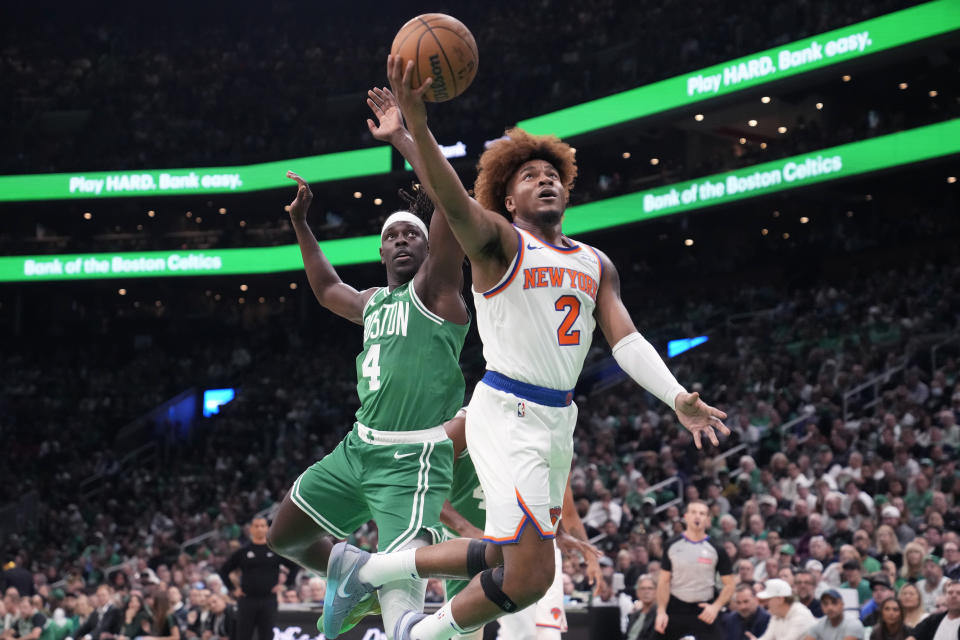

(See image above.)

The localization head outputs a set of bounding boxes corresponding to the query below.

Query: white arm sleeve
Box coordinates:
[611,332,686,409]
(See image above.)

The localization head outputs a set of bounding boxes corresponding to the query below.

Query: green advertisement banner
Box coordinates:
[518,0,960,138]
[0,147,391,203]
[1,119,957,282]
[2,3,954,203]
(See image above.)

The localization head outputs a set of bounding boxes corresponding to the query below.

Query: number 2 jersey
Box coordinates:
[354,280,469,431]
[473,226,603,390]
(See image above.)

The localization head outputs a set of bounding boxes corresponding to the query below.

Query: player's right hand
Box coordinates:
[286,171,312,222]
[387,54,431,130]
[655,610,669,633]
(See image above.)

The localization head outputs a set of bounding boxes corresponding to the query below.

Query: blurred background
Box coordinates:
[1,0,959,638]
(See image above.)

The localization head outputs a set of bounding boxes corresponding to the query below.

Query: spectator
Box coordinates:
[167,586,188,631]
[898,583,928,628]
[862,574,896,626]
[876,526,904,570]
[802,589,865,640]
[753,578,816,640]
[918,557,947,613]
[855,531,883,574]
[117,594,151,638]
[585,489,623,530]
[624,575,657,640]
[184,588,210,635]
[11,597,45,640]
[804,561,828,598]
[307,577,326,604]
[843,561,873,605]
[716,515,742,546]
[202,594,236,639]
[70,594,94,634]
[76,584,122,640]
[905,580,960,640]
[144,590,180,640]
[869,597,911,640]
[795,570,824,617]
[723,582,770,640]
[901,543,926,584]
[737,560,756,585]
[830,513,856,549]
[944,543,960,581]
[881,507,915,546]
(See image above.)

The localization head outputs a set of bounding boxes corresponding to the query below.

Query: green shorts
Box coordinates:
[441,527,471,599]
[291,423,453,552]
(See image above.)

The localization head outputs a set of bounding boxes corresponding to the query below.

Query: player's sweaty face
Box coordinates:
[381,222,427,276]
[507,159,564,218]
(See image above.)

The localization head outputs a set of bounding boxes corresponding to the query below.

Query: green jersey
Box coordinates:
[446,450,486,534]
[354,281,468,431]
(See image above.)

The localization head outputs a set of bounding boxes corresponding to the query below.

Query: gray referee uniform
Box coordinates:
[659,534,733,640]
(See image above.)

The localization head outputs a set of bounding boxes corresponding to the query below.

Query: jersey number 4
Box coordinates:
[555,295,581,346]
[362,344,381,391]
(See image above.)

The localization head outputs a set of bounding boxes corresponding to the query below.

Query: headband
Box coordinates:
[381,211,428,240]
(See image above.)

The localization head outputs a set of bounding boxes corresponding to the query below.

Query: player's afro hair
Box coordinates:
[474,128,577,218]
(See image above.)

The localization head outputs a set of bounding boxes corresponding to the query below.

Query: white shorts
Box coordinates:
[496,545,568,639]
[465,381,576,543]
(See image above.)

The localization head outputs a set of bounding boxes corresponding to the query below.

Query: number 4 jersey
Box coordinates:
[474,227,602,390]
[354,280,469,431]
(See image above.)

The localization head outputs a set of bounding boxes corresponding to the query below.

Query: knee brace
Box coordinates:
[480,566,517,613]
[466,539,490,578]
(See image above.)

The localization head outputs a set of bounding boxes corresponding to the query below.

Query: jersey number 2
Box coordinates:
[555,295,581,346]
[362,344,381,391]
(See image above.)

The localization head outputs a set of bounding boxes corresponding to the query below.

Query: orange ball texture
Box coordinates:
[391,13,479,102]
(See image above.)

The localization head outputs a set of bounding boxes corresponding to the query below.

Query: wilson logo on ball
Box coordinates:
[391,13,479,102]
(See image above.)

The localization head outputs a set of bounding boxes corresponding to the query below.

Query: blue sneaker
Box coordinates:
[323,542,376,638]
[393,609,428,640]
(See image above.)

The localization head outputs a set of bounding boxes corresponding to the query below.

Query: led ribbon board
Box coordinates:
[1,119,957,282]
[518,0,960,138]
[0,147,391,202]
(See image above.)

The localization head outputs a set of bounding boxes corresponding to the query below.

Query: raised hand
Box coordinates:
[286,171,312,223]
[674,391,730,449]
[386,54,432,130]
[366,86,407,144]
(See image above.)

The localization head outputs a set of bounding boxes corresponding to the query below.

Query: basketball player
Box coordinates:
[441,410,603,640]
[267,87,469,636]
[322,56,729,640]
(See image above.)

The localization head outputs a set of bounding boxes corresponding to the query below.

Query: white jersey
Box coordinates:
[473,226,602,390]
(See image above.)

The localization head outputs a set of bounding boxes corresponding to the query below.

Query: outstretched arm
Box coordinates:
[593,249,730,448]
[365,87,468,323]
[386,55,518,289]
[556,479,603,593]
[286,172,374,325]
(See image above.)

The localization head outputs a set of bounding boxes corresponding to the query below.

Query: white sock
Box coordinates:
[380,536,430,638]
[358,549,420,586]
[411,600,473,640]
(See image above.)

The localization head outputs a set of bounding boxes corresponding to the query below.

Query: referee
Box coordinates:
[655,501,736,640]
[220,517,298,640]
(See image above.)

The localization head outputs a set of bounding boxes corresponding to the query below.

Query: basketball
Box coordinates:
[391,13,479,102]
